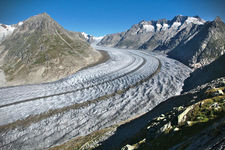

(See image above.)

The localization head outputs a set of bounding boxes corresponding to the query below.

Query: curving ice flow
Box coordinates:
[0,45,192,150]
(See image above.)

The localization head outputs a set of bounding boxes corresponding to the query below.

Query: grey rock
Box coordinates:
[177,105,194,125]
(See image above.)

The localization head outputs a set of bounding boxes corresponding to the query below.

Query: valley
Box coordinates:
[0,45,191,149]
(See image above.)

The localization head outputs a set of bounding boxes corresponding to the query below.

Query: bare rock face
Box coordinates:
[0,13,102,87]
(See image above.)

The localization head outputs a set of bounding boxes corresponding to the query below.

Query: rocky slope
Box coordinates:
[79,50,225,149]
[0,13,102,87]
[168,17,225,68]
[112,47,225,150]
[183,54,225,92]
[121,78,225,150]
[87,78,225,150]
[98,15,225,68]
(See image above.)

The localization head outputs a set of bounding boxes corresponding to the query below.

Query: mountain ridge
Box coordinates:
[98,15,225,68]
[98,15,205,49]
[168,16,225,68]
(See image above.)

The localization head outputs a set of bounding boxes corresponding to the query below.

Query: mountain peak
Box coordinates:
[171,15,188,23]
[20,12,59,32]
[41,12,48,15]
[33,12,52,20]
[157,18,168,24]
[193,15,201,19]
[214,16,222,22]
[139,20,147,24]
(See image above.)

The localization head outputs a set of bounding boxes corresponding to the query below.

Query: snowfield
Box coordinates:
[0,45,191,149]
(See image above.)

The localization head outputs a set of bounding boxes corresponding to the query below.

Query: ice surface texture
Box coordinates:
[0,46,191,149]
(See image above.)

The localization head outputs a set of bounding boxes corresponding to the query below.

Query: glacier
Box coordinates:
[0,45,192,149]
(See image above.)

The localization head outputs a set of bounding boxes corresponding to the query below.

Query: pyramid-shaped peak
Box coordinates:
[31,12,53,20]
[24,12,56,24]
[19,12,61,33]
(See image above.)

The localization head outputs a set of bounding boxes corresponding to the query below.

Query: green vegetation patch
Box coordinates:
[123,87,225,150]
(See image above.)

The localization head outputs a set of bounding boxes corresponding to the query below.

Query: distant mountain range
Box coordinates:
[0,13,102,87]
[98,15,205,49]
[81,32,104,44]
[98,15,225,68]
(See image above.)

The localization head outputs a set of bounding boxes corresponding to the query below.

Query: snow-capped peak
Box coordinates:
[171,22,182,28]
[0,21,25,43]
[156,24,162,31]
[81,32,104,44]
[81,32,89,39]
[143,24,155,32]
[18,21,23,26]
[0,24,16,42]
[136,15,205,34]
[162,23,169,30]
[185,17,205,25]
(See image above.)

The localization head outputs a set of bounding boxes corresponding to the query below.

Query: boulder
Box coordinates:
[159,122,172,133]
[178,105,194,124]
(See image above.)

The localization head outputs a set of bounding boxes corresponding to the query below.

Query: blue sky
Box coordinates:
[0,0,224,36]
